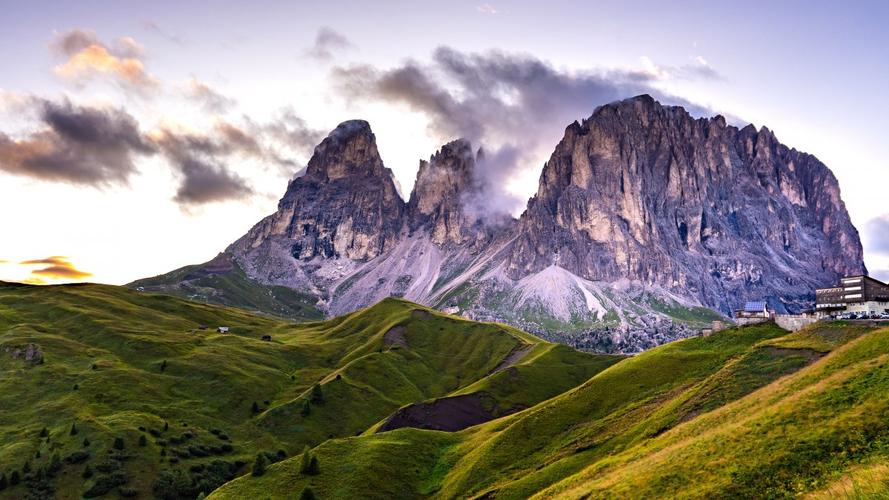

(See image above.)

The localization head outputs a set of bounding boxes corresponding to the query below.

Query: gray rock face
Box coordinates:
[149,96,867,352]
[507,95,865,312]
[237,120,403,262]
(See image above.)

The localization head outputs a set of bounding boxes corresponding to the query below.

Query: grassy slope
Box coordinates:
[0,282,606,499]
[128,255,323,322]
[213,321,889,499]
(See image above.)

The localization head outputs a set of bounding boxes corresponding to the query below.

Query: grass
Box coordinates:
[0,282,605,499]
[212,321,889,499]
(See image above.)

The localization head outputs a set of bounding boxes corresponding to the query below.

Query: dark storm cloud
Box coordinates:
[331,47,717,215]
[305,27,354,62]
[0,99,154,186]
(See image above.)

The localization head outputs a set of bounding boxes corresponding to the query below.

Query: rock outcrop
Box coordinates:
[140,96,867,352]
[507,95,865,312]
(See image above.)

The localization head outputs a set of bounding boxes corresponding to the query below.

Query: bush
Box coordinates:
[301,398,311,417]
[299,446,319,475]
[70,422,78,435]
[0,473,6,490]
[9,471,20,486]
[22,461,31,474]
[83,437,90,447]
[83,470,128,498]
[251,401,260,414]
[119,486,138,497]
[310,384,324,404]
[300,487,317,500]
[113,437,125,450]
[82,465,94,479]
[66,450,90,464]
[252,453,267,477]
[139,435,147,447]
[152,469,191,500]
[95,459,122,473]
[39,427,48,438]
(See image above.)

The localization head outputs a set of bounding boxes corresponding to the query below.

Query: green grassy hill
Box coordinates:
[211,321,889,500]
[127,253,324,322]
[0,282,612,499]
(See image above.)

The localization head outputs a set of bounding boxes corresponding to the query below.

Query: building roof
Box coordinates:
[743,301,767,312]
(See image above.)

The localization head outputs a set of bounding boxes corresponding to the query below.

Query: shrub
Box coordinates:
[73,383,79,390]
[113,437,125,450]
[83,437,90,447]
[300,487,317,500]
[310,383,324,404]
[119,486,138,497]
[160,359,167,372]
[39,427,48,438]
[83,470,128,498]
[152,469,190,500]
[95,459,122,473]
[251,401,260,414]
[301,398,311,416]
[139,435,147,447]
[299,446,319,475]
[82,465,93,479]
[66,450,90,464]
[10,471,20,486]
[22,461,31,474]
[0,473,6,490]
[252,453,267,477]
[70,422,78,435]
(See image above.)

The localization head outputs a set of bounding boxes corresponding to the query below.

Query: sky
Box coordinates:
[0,0,888,285]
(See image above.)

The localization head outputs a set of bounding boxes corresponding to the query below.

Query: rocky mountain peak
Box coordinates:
[510,94,865,313]
[304,119,389,182]
[407,138,482,244]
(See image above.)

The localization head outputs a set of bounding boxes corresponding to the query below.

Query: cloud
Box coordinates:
[149,125,258,206]
[637,55,724,82]
[0,99,155,186]
[141,20,185,45]
[51,29,158,92]
[866,215,889,255]
[305,27,354,62]
[184,78,235,113]
[331,47,716,216]
[476,3,499,14]
[19,256,92,281]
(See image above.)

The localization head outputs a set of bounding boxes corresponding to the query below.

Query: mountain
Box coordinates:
[0,282,612,499]
[132,95,866,352]
[210,320,889,500]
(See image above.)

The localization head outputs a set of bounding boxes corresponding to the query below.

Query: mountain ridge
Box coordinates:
[132,95,866,352]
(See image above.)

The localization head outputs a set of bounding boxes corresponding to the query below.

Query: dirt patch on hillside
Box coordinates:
[490,344,532,374]
[378,394,494,433]
[383,325,408,348]
[411,309,431,319]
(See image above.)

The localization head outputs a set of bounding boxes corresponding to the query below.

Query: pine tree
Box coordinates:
[196,493,206,500]
[82,437,90,447]
[301,398,311,417]
[300,446,319,475]
[35,450,41,458]
[161,359,167,372]
[163,421,169,432]
[113,437,125,450]
[251,401,260,414]
[22,461,31,474]
[39,427,48,438]
[300,487,316,500]
[9,471,19,486]
[0,472,7,490]
[310,383,324,404]
[251,453,267,477]
[82,465,93,479]
[139,435,147,447]
[70,422,78,435]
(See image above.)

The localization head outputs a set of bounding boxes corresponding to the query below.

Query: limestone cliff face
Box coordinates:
[507,95,866,312]
[238,120,404,262]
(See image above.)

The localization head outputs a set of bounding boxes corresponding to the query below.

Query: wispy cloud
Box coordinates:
[141,20,185,45]
[51,29,158,93]
[183,78,235,113]
[476,3,499,14]
[304,27,354,62]
[19,256,92,281]
[331,47,715,216]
